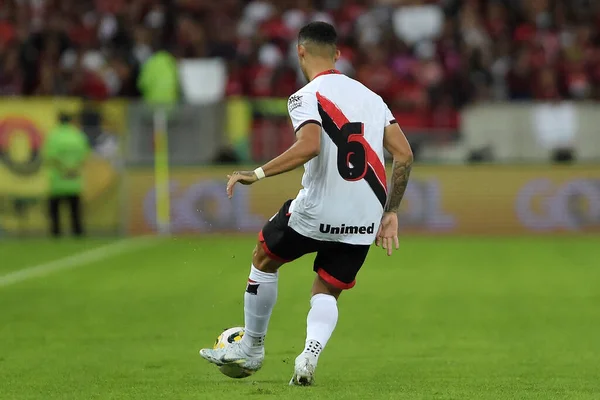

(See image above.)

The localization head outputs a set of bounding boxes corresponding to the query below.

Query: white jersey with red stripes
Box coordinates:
[286,69,396,245]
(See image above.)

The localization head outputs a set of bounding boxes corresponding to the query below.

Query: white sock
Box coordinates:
[303,293,338,361]
[241,265,278,355]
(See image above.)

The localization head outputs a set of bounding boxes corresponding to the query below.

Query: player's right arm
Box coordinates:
[376,122,413,256]
[225,127,319,198]
[259,123,321,177]
[226,91,321,199]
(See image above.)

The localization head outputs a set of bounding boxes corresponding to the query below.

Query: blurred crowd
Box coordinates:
[1,0,600,128]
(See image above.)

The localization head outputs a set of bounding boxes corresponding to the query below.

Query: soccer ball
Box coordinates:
[213,327,255,379]
[213,327,244,350]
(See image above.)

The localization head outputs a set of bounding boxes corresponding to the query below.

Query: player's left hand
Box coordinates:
[375,212,400,256]
[226,171,259,198]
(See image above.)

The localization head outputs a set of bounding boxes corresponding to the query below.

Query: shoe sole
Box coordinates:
[289,370,314,386]
[199,349,262,371]
[199,349,224,366]
[291,377,313,386]
[289,376,313,386]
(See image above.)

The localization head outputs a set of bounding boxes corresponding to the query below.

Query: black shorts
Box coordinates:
[258,199,370,290]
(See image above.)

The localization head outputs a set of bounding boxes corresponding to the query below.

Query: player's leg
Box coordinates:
[199,242,282,371]
[291,243,370,386]
[238,242,283,358]
[302,275,342,357]
[240,200,319,358]
[200,200,316,372]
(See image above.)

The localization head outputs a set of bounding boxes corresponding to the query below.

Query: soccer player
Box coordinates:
[200,21,413,385]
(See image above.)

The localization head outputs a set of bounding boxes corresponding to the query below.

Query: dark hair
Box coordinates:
[58,112,72,124]
[298,22,337,47]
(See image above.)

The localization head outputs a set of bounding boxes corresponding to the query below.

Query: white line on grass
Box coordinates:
[0,237,158,288]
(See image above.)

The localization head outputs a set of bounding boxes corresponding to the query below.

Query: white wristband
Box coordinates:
[254,167,266,180]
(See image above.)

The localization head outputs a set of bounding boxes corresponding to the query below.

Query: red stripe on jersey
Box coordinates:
[316,92,348,129]
[316,92,387,192]
[367,159,387,191]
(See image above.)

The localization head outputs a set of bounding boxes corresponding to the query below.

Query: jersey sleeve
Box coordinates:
[384,104,397,127]
[288,92,322,134]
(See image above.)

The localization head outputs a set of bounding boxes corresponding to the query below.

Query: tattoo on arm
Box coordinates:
[384,159,413,213]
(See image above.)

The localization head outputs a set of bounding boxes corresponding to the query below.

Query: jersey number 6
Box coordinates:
[337,122,368,181]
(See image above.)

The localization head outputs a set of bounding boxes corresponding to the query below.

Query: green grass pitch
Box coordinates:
[0,236,599,399]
